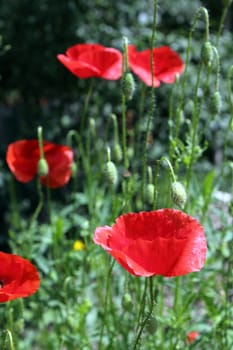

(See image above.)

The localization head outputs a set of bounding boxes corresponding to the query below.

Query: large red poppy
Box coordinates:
[94,209,207,277]
[6,140,74,188]
[0,252,40,302]
[128,45,184,87]
[57,43,122,80]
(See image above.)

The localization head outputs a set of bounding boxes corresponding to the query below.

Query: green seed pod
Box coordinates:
[171,181,187,208]
[122,72,135,101]
[113,143,123,162]
[201,41,213,67]
[210,91,222,115]
[37,158,49,176]
[104,161,118,186]
[146,183,155,205]
[122,293,133,311]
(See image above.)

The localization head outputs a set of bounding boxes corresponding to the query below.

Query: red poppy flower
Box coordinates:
[94,209,207,277]
[128,45,184,87]
[57,43,122,80]
[0,251,40,302]
[187,331,199,343]
[6,140,74,188]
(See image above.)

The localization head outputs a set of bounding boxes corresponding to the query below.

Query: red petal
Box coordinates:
[6,140,39,182]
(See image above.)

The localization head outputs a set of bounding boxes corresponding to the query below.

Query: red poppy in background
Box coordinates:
[187,331,199,343]
[94,209,207,277]
[0,251,40,302]
[6,140,74,188]
[57,43,122,80]
[128,44,184,87]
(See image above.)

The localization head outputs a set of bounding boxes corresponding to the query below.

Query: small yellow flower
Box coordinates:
[73,240,85,251]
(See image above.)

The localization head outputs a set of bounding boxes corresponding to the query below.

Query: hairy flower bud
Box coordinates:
[201,41,213,67]
[122,293,133,311]
[122,72,135,101]
[210,91,222,115]
[37,158,49,176]
[171,181,187,208]
[104,161,118,186]
[71,162,78,178]
[146,184,155,205]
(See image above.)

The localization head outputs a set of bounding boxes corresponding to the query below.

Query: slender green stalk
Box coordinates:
[4,330,15,350]
[216,0,233,48]
[9,177,21,229]
[121,38,130,171]
[133,277,155,350]
[185,63,203,195]
[80,78,94,136]
[141,0,157,205]
[98,259,115,350]
[30,177,44,227]
[179,7,209,111]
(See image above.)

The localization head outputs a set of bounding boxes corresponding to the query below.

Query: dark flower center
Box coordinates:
[0,280,4,288]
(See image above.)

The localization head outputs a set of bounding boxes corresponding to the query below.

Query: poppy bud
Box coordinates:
[122,72,135,101]
[71,162,78,178]
[104,161,118,186]
[171,181,187,208]
[37,158,49,176]
[146,183,155,205]
[113,143,123,162]
[210,91,222,115]
[122,293,133,311]
[89,118,96,136]
[176,108,184,125]
[201,41,213,67]
[127,147,134,160]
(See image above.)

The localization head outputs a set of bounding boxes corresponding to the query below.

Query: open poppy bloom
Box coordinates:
[0,251,40,302]
[187,331,199,343]
[128,45,184,87]
[57,43,122,80]
[6,140,74,188]
[94,209,207,277]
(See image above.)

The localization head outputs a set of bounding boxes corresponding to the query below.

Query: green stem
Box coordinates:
[80,78,94,136]
[179,7,209,110]
[133,277,155,350]
[30,177,44,227]
[141,0,157,205]
[185,63,203,195]
[9,177,20,229]
[216,0,233,48]
[160,157,177,182]
[98,259,115,350]
[4,329,15,350]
